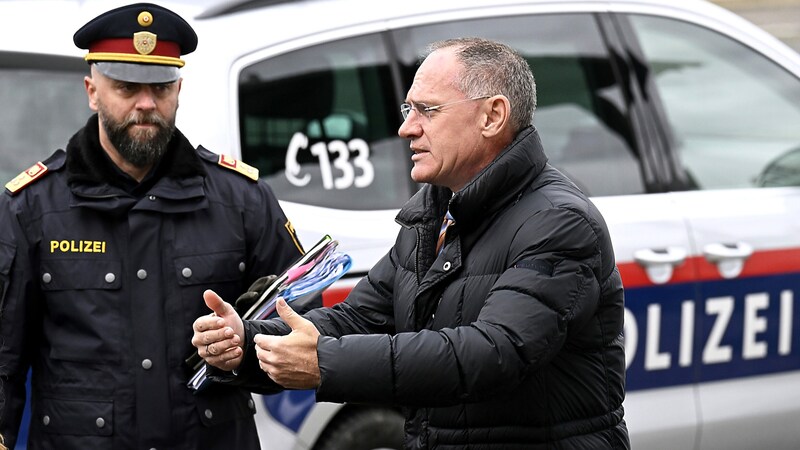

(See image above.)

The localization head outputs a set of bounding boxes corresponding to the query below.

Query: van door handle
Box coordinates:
[703,242,753,279]
[633,247,688,285]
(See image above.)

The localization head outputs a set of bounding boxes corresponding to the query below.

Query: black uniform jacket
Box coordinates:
[229,127,630,449]
[0,115,303,449]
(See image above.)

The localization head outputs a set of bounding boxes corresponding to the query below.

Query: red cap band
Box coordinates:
[88,38,181,59]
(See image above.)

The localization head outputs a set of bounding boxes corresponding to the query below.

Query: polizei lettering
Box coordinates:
[622,287,798,390]
[49,240,107,253]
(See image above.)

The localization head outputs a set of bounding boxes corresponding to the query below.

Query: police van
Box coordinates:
[2,0,800,448]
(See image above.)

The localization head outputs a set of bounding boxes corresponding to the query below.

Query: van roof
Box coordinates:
[0,0,773,60]
[6,0,796,155]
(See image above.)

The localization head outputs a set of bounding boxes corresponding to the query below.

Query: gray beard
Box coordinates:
[99,106,175,168]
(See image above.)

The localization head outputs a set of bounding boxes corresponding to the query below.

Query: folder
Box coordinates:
[187,234,352,391]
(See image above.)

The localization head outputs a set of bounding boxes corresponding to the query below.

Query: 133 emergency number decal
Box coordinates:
[284,132,374,190]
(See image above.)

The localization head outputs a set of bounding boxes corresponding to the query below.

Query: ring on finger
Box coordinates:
[206,343,215,356]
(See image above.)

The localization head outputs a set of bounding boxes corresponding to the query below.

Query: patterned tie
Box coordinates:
[436,215,455,255]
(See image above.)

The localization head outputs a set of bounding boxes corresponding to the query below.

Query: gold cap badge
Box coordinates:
[133,31,157,55]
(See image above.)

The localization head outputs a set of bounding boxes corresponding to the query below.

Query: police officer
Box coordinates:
[0,3,304,449]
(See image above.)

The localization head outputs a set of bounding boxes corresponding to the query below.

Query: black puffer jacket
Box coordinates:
[238,126,629,449]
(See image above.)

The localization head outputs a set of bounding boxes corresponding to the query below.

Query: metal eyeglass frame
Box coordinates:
[400,96,490,120]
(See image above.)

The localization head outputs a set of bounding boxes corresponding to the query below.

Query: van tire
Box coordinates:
[313,406,404,450]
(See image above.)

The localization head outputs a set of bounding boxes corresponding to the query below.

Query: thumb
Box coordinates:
[276,297,302,330]
[203,289,234,317]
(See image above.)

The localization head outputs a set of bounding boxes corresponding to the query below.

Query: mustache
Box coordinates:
[121,112,169,128]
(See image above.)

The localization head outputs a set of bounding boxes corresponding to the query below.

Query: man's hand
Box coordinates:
[254,298,321,389]
[192,290,245,371]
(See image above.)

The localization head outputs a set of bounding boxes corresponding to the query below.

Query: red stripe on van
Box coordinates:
[322,286,351,307]
[619,247,800,288]
[321,248,800,303]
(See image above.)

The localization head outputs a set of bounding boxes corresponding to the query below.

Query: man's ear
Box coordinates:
[481,95,510,138]
[84,75,99,112]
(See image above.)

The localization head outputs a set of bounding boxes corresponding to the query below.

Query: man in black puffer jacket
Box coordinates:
[193,37,630,449]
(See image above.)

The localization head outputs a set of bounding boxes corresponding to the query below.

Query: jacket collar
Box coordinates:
[397,126,548,229]
[65,114,206,196]
[64,114,208,213]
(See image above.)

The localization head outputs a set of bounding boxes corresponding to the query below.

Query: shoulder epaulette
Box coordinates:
[217,154,259,181]
[5,161,50,195]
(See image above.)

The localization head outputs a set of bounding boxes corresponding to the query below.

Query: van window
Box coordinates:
[392,14,643,197]
[238,34,415,210]
[0,52,90,183]
[629,15,800,190]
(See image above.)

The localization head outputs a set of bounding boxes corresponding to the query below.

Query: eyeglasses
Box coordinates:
[400,96,490,121]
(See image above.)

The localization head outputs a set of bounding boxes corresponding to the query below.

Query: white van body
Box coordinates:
[2,1,800,448]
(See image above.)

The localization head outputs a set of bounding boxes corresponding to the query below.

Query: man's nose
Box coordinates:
[398,114,421,139]
[134,88,158,110]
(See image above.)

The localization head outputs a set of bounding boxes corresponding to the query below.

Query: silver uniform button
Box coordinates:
[142,359,153,370]
[248,399,255,410]
[204,409,213,419]
[239,262,246,272]
[148,195,157,201]
[443,261,452,271]
[182,267,192,278]
[42,273,52,284]
[96,417,105,428]
[137,269,147,280]
[105,273,116,283]
[42,415,50,426]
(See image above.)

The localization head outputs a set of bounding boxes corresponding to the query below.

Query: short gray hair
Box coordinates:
[425,37,536,133]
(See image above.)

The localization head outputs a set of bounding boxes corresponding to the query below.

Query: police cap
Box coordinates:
[73,3,198,84]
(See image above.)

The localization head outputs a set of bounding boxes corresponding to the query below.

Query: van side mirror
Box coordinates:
[755,147,800,187]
